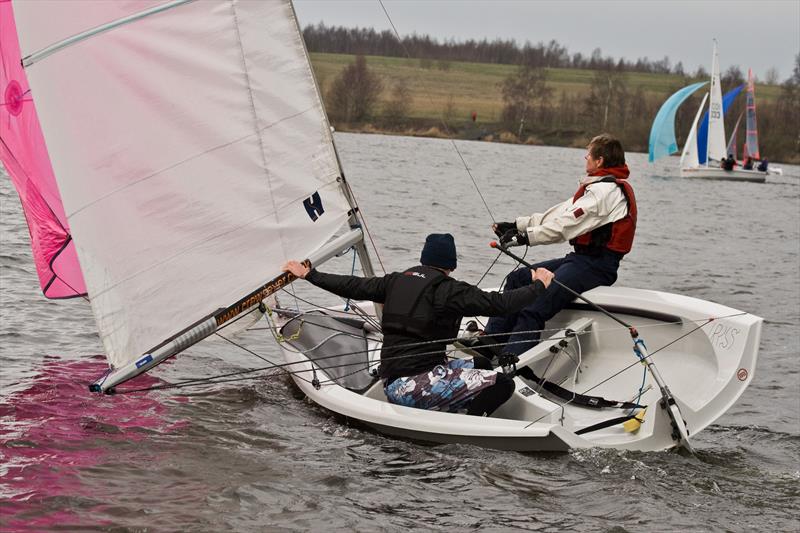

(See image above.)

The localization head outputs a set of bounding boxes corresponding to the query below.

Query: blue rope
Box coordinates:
[629,338,648,415]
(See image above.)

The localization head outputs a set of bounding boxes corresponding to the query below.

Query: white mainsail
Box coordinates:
[680,93,709,169]
[706,40,727,163]
[12,0,353,376]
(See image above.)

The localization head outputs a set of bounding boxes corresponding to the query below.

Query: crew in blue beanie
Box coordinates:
[420,233,457,271]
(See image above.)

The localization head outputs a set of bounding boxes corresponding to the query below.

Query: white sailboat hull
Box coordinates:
[680,166,767,183]
[277,286,762,452]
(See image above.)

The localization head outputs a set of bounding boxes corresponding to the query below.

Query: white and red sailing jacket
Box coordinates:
[515,173,636,255]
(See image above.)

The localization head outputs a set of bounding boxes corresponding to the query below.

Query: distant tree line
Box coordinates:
[303,23,784,82]
[322,49,799,162]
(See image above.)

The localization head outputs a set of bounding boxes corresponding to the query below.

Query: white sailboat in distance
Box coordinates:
[650,41,770,183]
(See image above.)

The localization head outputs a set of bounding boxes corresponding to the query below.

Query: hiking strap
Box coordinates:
[575,412,644,435]
[520,367,645,410]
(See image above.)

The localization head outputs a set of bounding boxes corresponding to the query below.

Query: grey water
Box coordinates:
[1,133,798,532]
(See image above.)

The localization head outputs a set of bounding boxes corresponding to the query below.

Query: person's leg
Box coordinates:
[443,361,515,416]
[483,266,533,341]
[471,354,494,370]
[503,253,619,356]
[483,257,566,340]
[385,359,516,416]
[466,372,514,416]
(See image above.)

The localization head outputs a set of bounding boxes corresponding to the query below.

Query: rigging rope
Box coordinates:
[377,0,496,223]
[522,315,726,428]
[115,301,745,397]
[341,178,386,274]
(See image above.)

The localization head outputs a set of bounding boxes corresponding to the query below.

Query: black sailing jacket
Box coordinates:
[305,265,546,383]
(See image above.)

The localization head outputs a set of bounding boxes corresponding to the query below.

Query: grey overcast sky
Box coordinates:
[293,0,800,81]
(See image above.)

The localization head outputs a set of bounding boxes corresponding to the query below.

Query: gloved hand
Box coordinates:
[500,229,529,247]
[493,221,516,238]
[498,352,519,373]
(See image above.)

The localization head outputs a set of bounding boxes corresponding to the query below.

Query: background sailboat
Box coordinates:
[649,41,771,183]
[726,69,783,175]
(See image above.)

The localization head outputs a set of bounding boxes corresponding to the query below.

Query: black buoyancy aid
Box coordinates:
[381,266,460,341]
[569,176,637,255]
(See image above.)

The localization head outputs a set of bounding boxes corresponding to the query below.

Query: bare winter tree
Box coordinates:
[326,55,384,123]
[442,94,457,125]
[775,54,800,154]
[693,65,708,80]
[722,65,745,89]
[765,67,780,85]
[500,64,550,137]
[584,66,629,132]
[382,79,412,127]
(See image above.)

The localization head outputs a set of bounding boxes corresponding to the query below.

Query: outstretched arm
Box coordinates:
[442,268,554,316]
[281,261,390,303]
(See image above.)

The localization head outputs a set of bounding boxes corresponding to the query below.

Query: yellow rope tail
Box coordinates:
[264,305,303,343]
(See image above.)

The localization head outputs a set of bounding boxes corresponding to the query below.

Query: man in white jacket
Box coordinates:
[481,133,637,362]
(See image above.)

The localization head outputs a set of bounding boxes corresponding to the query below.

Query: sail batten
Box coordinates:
[8,0,352,371]
[22,0,194,67]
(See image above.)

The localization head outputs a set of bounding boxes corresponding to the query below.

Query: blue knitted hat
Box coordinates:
[420,233,457,270]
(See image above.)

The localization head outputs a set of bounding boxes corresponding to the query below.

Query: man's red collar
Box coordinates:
[588,164,630,180]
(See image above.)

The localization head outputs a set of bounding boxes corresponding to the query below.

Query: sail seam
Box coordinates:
[65,106,317,220]
[21,0,195,67]
[228,0,286,261]
[85,180,346,301]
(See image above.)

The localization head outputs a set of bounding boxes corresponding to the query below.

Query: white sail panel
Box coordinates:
[14,0,350,368]
[706,41,727,163]
[12,1,167,57]
[680,93,709,169]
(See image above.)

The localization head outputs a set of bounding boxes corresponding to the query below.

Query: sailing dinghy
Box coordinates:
[1,0,762,453]
[276,284,761,452]
[649,41,776,182]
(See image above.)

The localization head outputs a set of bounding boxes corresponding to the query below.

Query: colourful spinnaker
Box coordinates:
[0,0,86,298]
[648,81,707,163]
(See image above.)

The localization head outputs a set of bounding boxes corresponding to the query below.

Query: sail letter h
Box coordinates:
[303,191,324,221]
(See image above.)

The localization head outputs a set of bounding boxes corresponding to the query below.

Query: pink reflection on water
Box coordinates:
[0,356,184,530]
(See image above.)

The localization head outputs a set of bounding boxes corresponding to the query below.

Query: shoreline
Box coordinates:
[332,123,800,166]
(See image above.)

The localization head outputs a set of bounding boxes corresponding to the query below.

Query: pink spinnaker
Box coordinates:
[0,0,86,298]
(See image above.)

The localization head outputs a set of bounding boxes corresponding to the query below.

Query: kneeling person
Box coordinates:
[282,233,553,416]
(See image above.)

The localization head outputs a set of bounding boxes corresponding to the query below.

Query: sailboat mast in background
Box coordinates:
[706,40,727,164]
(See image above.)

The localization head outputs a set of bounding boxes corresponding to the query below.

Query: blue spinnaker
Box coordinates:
[697,84,745,164]
[648,82,707,163]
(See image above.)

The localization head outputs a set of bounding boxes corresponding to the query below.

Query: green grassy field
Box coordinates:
[309,52,783,125]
